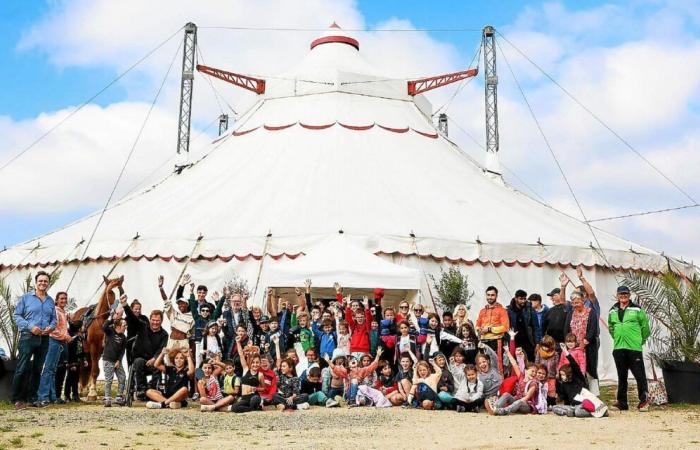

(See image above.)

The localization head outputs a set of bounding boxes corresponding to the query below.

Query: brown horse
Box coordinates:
[72,275,124,400]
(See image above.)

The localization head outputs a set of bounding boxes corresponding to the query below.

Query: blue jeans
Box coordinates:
[12,333,49,403]
[38,338,66,402]
[347,381,359,403]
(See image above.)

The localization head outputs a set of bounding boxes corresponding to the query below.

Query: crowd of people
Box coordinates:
[10,268,652,417]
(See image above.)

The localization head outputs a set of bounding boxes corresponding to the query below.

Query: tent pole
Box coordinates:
[168,234,204,300]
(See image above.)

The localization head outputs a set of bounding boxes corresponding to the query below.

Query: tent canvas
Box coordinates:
[265,234,421,290]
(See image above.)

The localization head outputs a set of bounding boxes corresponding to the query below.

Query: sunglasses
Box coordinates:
[414,309,424,313]
[400,305,409,309]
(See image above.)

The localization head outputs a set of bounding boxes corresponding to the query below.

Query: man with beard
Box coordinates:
[507,290,536,361]
[476,286,510,353]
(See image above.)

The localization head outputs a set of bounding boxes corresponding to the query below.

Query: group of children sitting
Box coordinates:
[100,277,607,417]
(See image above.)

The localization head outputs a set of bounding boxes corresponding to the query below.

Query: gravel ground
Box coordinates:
[0,403,699,449]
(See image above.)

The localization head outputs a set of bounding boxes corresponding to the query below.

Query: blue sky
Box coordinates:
[0,0,699,262]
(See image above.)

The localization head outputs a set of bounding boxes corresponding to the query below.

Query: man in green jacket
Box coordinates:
[608,285,650,411]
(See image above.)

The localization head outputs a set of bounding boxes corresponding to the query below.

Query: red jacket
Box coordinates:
[258,368,277,401]
[339,293,372,354]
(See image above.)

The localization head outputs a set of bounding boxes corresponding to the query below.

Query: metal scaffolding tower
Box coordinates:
[483,25,501,175]
[175,22,197,172]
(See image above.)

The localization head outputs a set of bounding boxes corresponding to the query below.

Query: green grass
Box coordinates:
[600,384,700,411]
[8,437,22,448]
[173,431,195,439]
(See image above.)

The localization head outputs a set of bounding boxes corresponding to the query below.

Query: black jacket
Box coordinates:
[544,303,569,343]
[124,304,168,360]
[558,353,588,405]
[102,318,128,363]
[507,299,536,348]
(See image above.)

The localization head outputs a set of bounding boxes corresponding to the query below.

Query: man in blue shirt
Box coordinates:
[12,271,56,409]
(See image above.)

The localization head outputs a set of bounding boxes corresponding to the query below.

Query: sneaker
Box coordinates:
[192,393,200,401]
[168,401,182,409]
[146,401,162,409]
[14,401,27,410]
[456,405,466,413]
[114,397,126,406]
[103,399,112,408]
[56,398,66,405]
[637,400,649,412]
[612,400,629,411]
[325,398,339,408]
[494,407,507,416]
[200,404,216,412]
[297,402,310,410]
[484,398,496,415]
[33,400,50,408]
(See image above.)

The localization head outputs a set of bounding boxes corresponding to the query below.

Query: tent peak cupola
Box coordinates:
[310,22,360,51]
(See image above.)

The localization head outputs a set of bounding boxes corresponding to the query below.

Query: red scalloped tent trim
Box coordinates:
[264,123,296,131]
[232,127,260,136]
[412,129,438,139]
[377,124,409,133]
[0,252,304,270]
[230,122,438,138]
[0,250,659,274]
[299,122,335,130]
[339,122,375,130]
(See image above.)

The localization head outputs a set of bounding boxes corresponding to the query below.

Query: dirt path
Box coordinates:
[1,405,699,449]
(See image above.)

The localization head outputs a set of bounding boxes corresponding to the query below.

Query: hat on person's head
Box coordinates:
[331,348,347,361]
[433,352,446,361]
[176,297,188,304]
[617,285,631,294]
[206,320,219,329]
[546,288,561,297]
[259,315,270,324]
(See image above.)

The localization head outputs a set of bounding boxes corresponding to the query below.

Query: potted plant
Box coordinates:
[0,271,62,401]
[430,266,474,313]
[623,270,700,404]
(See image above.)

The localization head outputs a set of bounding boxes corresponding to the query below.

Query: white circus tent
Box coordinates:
[0,25,694,379]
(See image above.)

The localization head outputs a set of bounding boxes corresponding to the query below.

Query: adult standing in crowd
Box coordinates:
[544,275,569,346]
[36,291,74,406]
[506,289,536,361]
[120,294,168,400]
[530,294,548,344]
[476,286,509,353]
[12,271,56,410]
[564,290,599,394]
[608,285,650,411]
